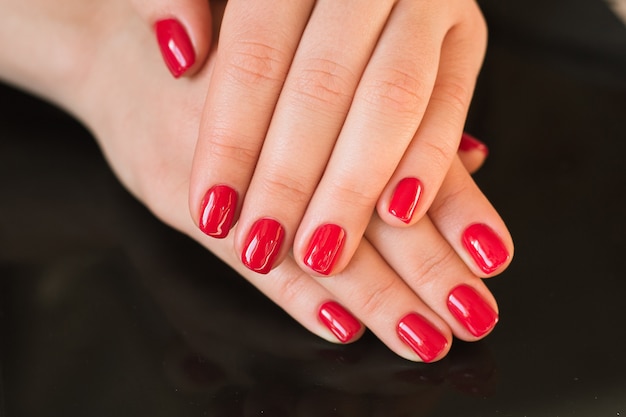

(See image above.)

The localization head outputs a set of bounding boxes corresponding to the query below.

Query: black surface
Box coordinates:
[1,2,626,416]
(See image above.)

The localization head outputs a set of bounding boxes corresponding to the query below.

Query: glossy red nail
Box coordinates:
[241,218,285,274]
[397,313,448,363]
[388,177,423,224]
[318,301,361,343]
[462,223,510,274]
[199,185,238,238]
[303,224,345,275]
[447,285,499,337]
[155,19,195,78]
[459,132,489,155]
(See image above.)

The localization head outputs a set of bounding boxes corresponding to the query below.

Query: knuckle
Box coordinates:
[420,137,455,174]
[225,39,289,86]
[428,183,465,224]
[273,267,310,307]
[205,128,259,167]
[260,169,312,207]
[432,76,472,118]
[289,58,354,110]
[330,180,380,210]
[356,277,398,317]
[361,67,425,117]
[409,242,457,287]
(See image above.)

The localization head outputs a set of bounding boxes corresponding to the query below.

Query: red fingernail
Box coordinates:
[303,224,345,276]
[242,218,285,274]
[459,132,489,156]
[447,285,499,337]
[199,185,238,238]
[388,177,423,224]
[155,19,196,78]
[462,223,510,274]
[397,313,449,363]
[318,301,362,343]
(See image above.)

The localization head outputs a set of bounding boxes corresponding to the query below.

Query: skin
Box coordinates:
[132,0,490,277]
[0,0,513,361]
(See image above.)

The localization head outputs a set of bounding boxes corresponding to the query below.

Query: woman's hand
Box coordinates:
[133,0,490,278]
[0,0,512,362]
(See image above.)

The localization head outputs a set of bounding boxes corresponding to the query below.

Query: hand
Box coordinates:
[133,0,489,277]
[0,0,512,362]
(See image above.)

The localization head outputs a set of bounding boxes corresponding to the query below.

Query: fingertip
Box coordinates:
[458,132,489,174]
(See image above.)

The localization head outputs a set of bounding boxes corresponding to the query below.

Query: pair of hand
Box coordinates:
[0,0,513,362]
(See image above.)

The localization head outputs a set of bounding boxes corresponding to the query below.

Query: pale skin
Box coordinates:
[131,0,492,278]
[0,0,513,361]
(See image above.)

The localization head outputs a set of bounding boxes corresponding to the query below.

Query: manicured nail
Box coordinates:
[462,223,510,274]
[318,301,362,343]
[459,132,489,155]
[241,218,285,274]
[155,18,196,78]
[397,313,448,363]
[199,185,238,238]
[447,285,499,337]
[388,177,423,224]
[303,224,345,276]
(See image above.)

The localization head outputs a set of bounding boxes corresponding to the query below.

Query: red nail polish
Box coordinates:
[397,313,448,363]
[447,285,499,337]
[318,301,361,343]
[462,223,510,274]
[155,19,196,78]
[199,185,238,238]
[388,177,423,224]
[241,218,285,274]
[459,132,489,155]
[303,224,345,276]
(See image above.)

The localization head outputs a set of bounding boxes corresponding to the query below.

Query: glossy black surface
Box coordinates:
[1,2,625,415]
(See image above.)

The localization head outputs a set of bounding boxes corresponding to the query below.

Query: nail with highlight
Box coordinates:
[303,224,345,276]
[242,218,284,274]
[155,18,196,78]
[462,223,510,274]
[199,185,238,238]
[319,302,361,343]
[397,313,448,363]
[447,285,499,337]
[388,177,423,224]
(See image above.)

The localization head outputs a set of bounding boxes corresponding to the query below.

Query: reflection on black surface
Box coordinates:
[0,207,497,416]
[2,0,626,415]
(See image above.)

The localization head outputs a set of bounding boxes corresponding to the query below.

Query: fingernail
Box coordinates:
[388,177,423,224]
[447,285,499,337]
[303,224,345,276]
[318,301,361,343]
[199,185,238,238]
[459,132,489,155]
[242,218,285,274]
[462,223,510,274]
[397,313,449,363]
[155,18,196,78]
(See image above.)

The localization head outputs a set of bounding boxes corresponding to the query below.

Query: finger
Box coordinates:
[132,0,213,78]
[429,156,513,277]
[230,0,392,274]
[365,213,500,341]
[377,2,488,227]
[188,0,313,255]
[458,132,489,174]
[288,0,448,277]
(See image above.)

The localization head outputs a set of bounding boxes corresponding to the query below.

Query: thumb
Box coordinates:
[132,0,213,78]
